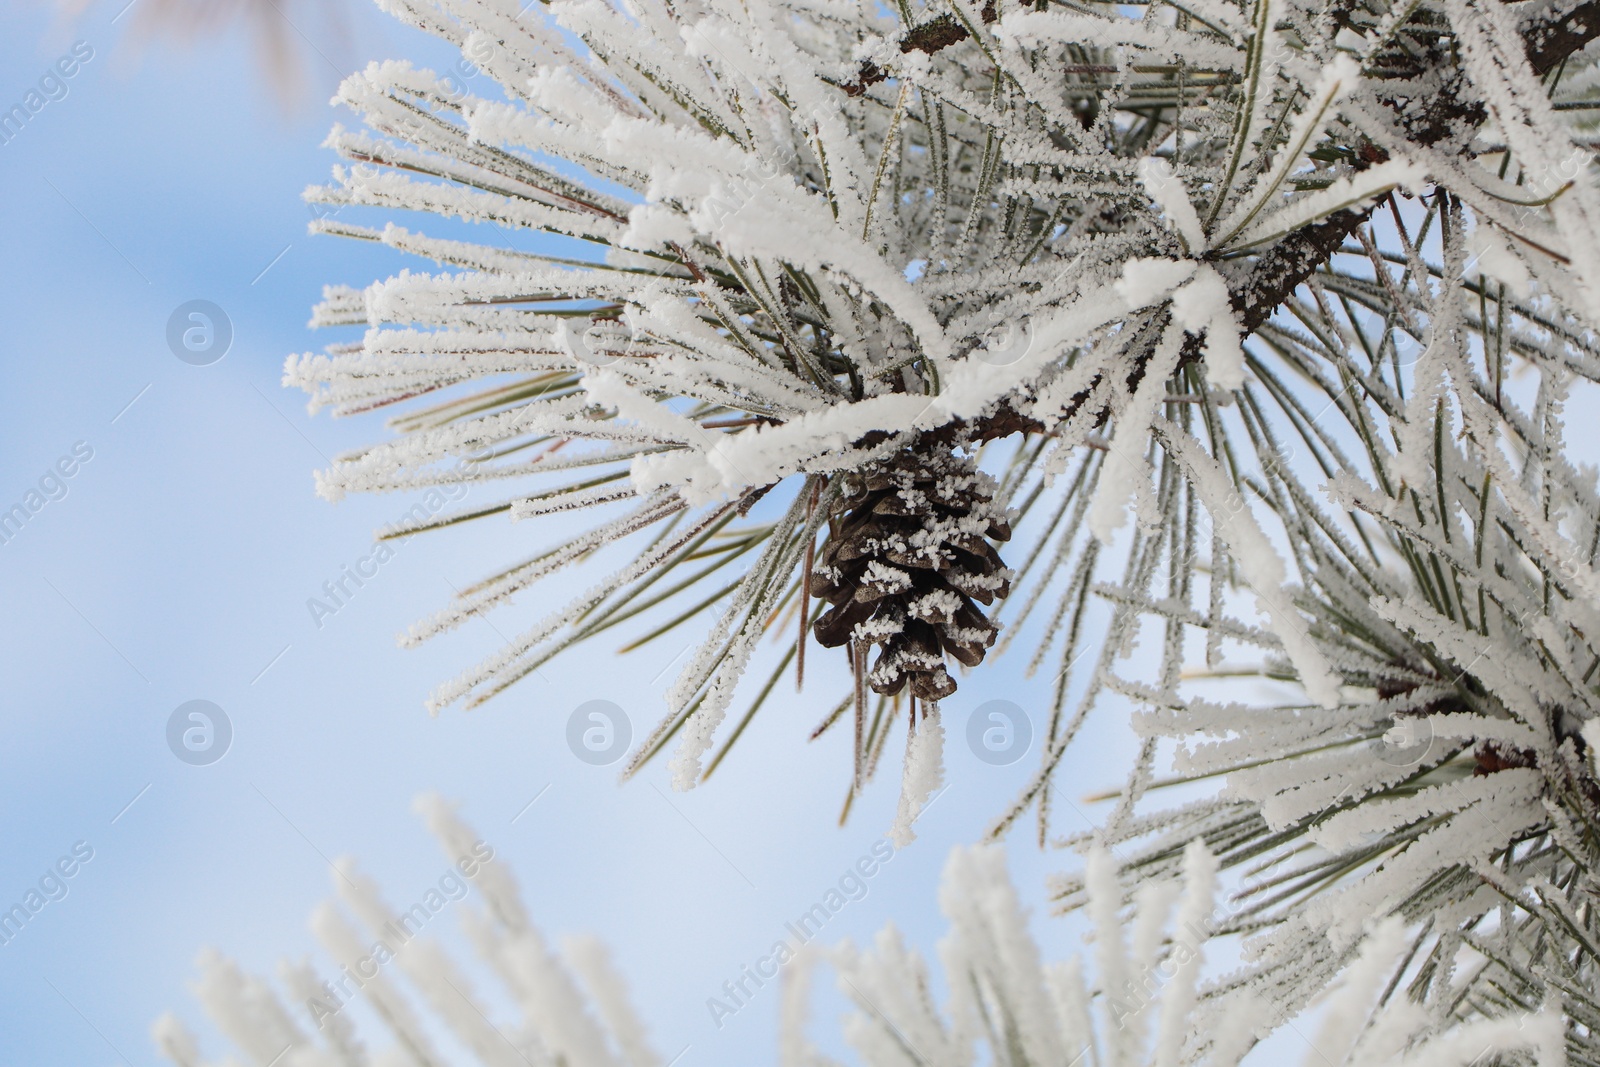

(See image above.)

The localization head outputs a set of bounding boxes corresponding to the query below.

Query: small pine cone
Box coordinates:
[810,449,1012,701]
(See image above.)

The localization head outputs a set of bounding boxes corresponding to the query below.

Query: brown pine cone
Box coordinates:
[810,449,1012,701]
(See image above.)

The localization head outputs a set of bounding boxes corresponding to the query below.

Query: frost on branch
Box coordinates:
[153,796,660,1067]
[1039,193,1600,1053]
[786,842,1567,1066]
[153,811,1566,1067]
[292,0,1600,869]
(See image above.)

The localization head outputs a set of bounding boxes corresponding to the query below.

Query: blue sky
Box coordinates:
[0,4,1135,1064]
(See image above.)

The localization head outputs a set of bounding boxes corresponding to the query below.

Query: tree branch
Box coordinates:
[863,0,1600,448]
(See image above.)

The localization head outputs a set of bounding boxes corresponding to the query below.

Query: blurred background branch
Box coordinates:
[44,0,357,105]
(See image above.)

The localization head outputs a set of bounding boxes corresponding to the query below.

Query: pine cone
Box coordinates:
[810,450,1012,701]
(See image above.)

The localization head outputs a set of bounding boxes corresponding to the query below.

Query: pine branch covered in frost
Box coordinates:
[1049,194,1600,1054]
[282,0,1600,1044]
[153,795,660,1067]
[153,805,1566,1067]
[786,840,1567,1066]
[289,0,1600,810]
